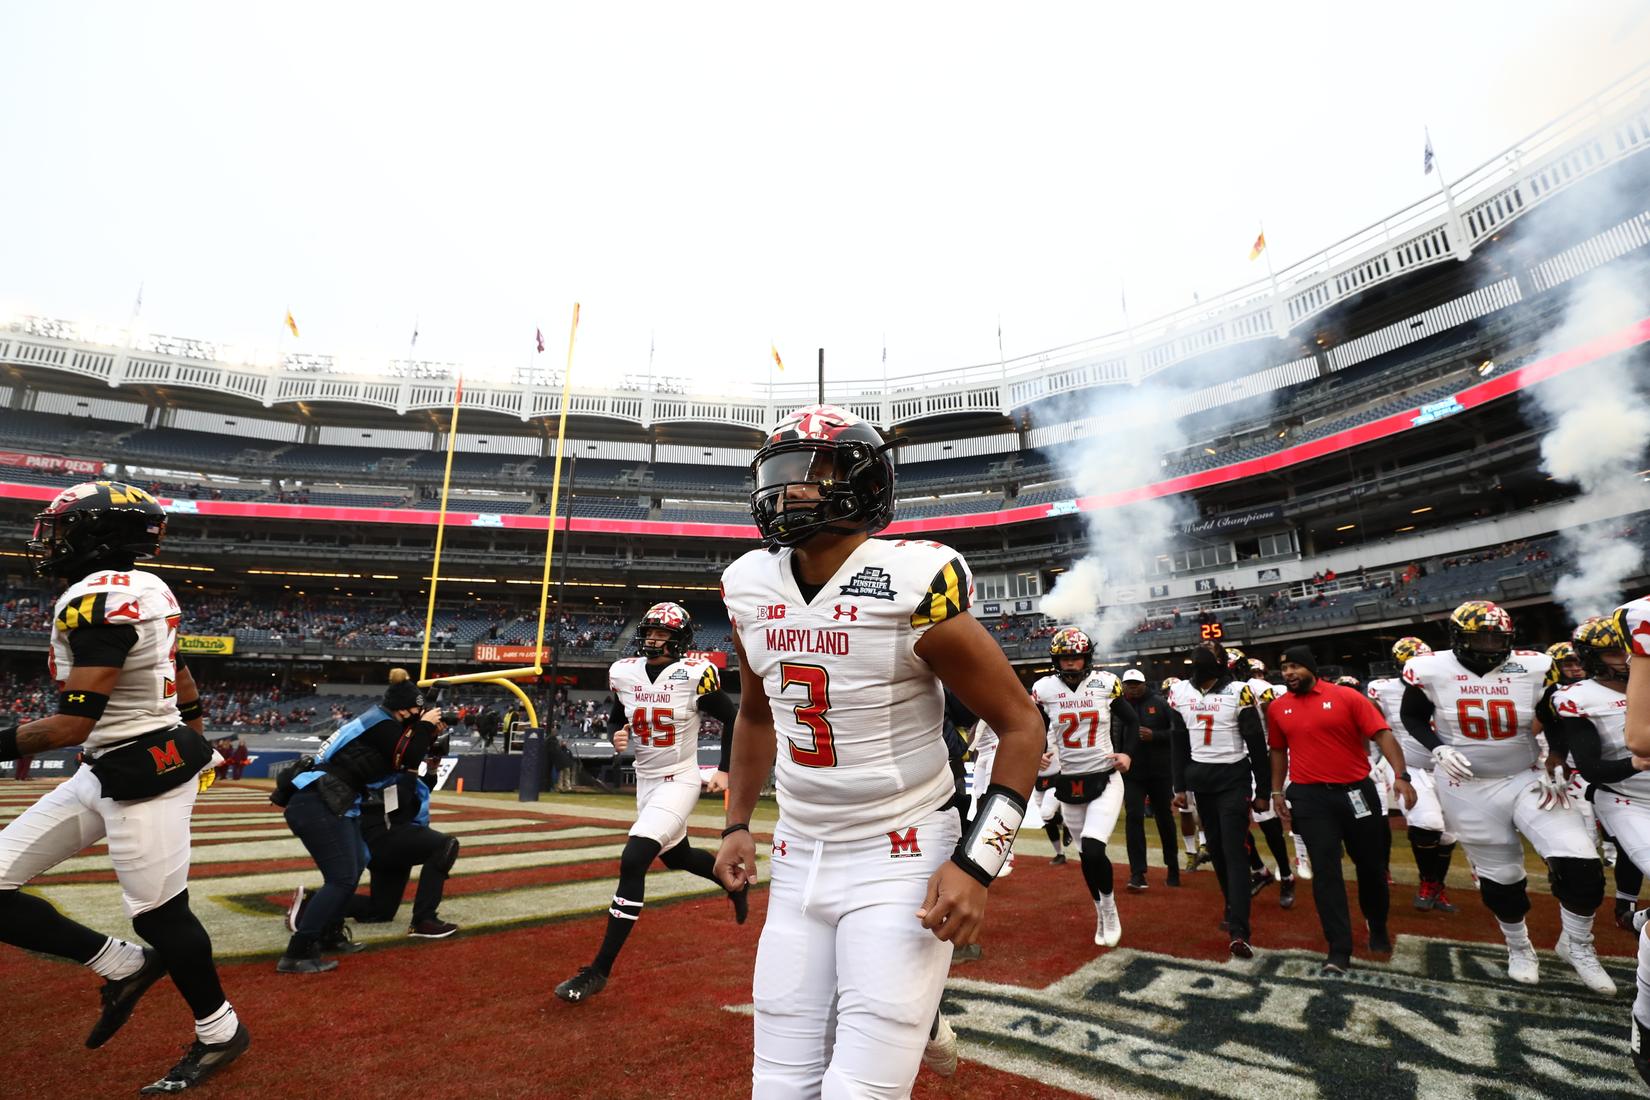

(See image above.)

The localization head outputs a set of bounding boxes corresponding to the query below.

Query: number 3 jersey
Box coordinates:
[608,654,721,780]
[721,537,972,842]
[1030,671,1123,775]
[1401,649,1554,778]
[49,569,183,754]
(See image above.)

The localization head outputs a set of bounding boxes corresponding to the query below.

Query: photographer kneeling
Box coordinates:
[273,669,445,973]
[345,739,461,939]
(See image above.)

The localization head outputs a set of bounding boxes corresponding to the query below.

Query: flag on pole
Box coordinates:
[285,310,299,338]
[771,343,784,372]
[133,283,144,317]
[1423,128,1435,175]
[410,321,419,348]
[1248,232,1267,261]
[535,327,545,353]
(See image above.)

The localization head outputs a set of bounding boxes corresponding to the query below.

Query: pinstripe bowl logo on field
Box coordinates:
[939,941,1640,1098]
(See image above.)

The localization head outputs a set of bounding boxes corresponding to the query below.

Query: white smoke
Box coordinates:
[1038,376,1254,656]
[1533,275,1650,623]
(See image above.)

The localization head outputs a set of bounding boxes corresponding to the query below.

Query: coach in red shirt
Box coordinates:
[1267,645,1416,975]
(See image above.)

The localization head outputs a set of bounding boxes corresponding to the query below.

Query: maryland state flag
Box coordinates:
[1248,232,1267,262]
[285,310,300,338]
[911,557,971,629]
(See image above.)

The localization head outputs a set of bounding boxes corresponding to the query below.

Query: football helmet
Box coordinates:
[1160,676,1182,692]
[1049,627,1094,688]
[1572,616,1627,682]
[27,481,166,579]
[1546,640,1584,684]
[634,601,694,660]
[1390,636,1432,666]
[749,405,896,548]
[1448,600,1514,676]
[1224,647,1247,672]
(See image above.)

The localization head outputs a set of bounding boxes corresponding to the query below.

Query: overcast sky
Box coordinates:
[3,2,1647,392]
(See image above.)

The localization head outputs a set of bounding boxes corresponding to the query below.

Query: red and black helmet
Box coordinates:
[27,481,167,579]
[635,601,694,660]
[749,405,896,548]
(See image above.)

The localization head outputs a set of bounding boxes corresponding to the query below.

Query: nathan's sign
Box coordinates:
[0,451,104,476]
[178,635,235,656]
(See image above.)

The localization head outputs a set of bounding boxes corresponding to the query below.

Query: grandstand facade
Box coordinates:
[0,69,1647,727]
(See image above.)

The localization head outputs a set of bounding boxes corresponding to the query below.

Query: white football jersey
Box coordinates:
[1401,650,1555,778]
[1246,678,1277,712]
[971,719,998,757]
[1038,718,1061,778]
[49,568,183,753]
[722,537,971,842]
[609,654,720,780]
[1167,679,1258,765]
[1031,670,1123,775]
[1552,678,1643,798]
[1617,596,1650,658]
[1367,676,1430,771]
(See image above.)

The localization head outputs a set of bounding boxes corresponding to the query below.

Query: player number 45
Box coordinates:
[780,662,836,768]
[631,708,676,748]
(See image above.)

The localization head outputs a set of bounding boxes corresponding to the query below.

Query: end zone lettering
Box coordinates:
[763,627,851,656]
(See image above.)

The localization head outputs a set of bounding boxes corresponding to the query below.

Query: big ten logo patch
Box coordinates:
[938,940,1638,1099]
[887,827,921,858]
[757,604,787,621]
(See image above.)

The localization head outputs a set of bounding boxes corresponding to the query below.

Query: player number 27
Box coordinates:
[780,662,836,768]
[1455,698,1518,740]
[631,708,675,748]
[1055,710,1101,748]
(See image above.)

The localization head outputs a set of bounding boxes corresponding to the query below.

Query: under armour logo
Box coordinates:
[832,604,859,622]
[68,693,85,702]
[772,840,787,857]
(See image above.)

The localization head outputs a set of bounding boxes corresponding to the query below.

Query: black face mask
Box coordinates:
[1191,648,1223,681]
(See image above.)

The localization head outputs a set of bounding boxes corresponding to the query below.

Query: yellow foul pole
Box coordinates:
[419,374,464,684]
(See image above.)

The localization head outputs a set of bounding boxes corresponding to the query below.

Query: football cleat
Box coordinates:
[1279,877,1296,910]
[1633,1014,1650,1089]
[1554,931,1617,995]
[1192,845,1213,871]
[1617,900,1640,932]
[1294,850,1314,881]
[922,1013,959,1078]
[1414,881,1438,911]
[1250,867,1276,897]
[555,965,609,1004]
[1432,888,1458,914]
[138,1023,250,1094]
[1229,940,1253,960]
[1049,852,1068,866]
[1095,894,1122,948]
[86,947,166,1049]
[1505,940,1540,985]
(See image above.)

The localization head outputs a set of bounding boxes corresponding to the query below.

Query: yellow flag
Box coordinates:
[1248,232,1266,261]
[285,310,300,338]
[771,343,784,372]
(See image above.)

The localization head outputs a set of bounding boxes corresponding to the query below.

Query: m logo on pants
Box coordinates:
[888,827,921,858]
[148,740,186,774]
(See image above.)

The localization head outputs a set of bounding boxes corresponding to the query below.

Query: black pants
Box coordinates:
[1124,765,1179,876]
[1190,766,1254,941]
[348,825,456,925]
[1287,778,1391,964]
[284,786,365,950]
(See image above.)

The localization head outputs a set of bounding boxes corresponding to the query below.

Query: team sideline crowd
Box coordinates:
[0,404,1647,1097]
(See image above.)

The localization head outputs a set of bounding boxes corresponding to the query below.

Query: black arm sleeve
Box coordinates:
[1400,684,1442,751]
[66,624,139,668]
[1110,697,1139,760]
[394,722,437,770]
[696,689,738,771]
[1536,687,1562,754]
[1564,716,1638,785]
[1239,708,1268,799]
[607,695,628,730]
[1171,709,1190,792]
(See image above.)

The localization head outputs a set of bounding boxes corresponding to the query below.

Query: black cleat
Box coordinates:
[1633,1015,1650,1089]
[555,966,608,1004]
[1192,845,1213,871]
[1049,852,1068,866]
[729,883,750,925]
[1617,899,1639,932]
[87,948,167,1049]
[139,1023,250,1094]
[1279,876,1296,910]
[1249,868,1276,898]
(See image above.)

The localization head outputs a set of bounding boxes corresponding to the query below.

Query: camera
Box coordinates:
[439,711,462,728]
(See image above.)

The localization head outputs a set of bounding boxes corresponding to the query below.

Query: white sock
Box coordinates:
[1635,923,1650,1026]
[195,1002,239,1045]
[1183,835,1198,855]
[87,937,145,981]
[1619,891,1639,903]
[1559,907,1595,944]
[1198,830,1207,845]
[1497,919,1532,949]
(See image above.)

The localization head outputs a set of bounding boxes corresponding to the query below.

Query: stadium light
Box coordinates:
[1478,360,1497,376]
[1411,506,1433,514]
[1335,524,1356,531]
[1396,525,1416,533]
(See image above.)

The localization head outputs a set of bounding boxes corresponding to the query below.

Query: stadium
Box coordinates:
[3,31,1650,1100]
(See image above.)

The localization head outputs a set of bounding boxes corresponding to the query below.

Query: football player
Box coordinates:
[1236,650,1297,907]
[1399,601,1612,992]
[1168,642,1269,959]
[1367,637,1460,914]
[555,602,745,1003]
[1163,677,1212,870]
[1610,596,1650,1086]
[714,405,1043,1096]
[1032,628,1139,946]
[0,482,248,1092]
